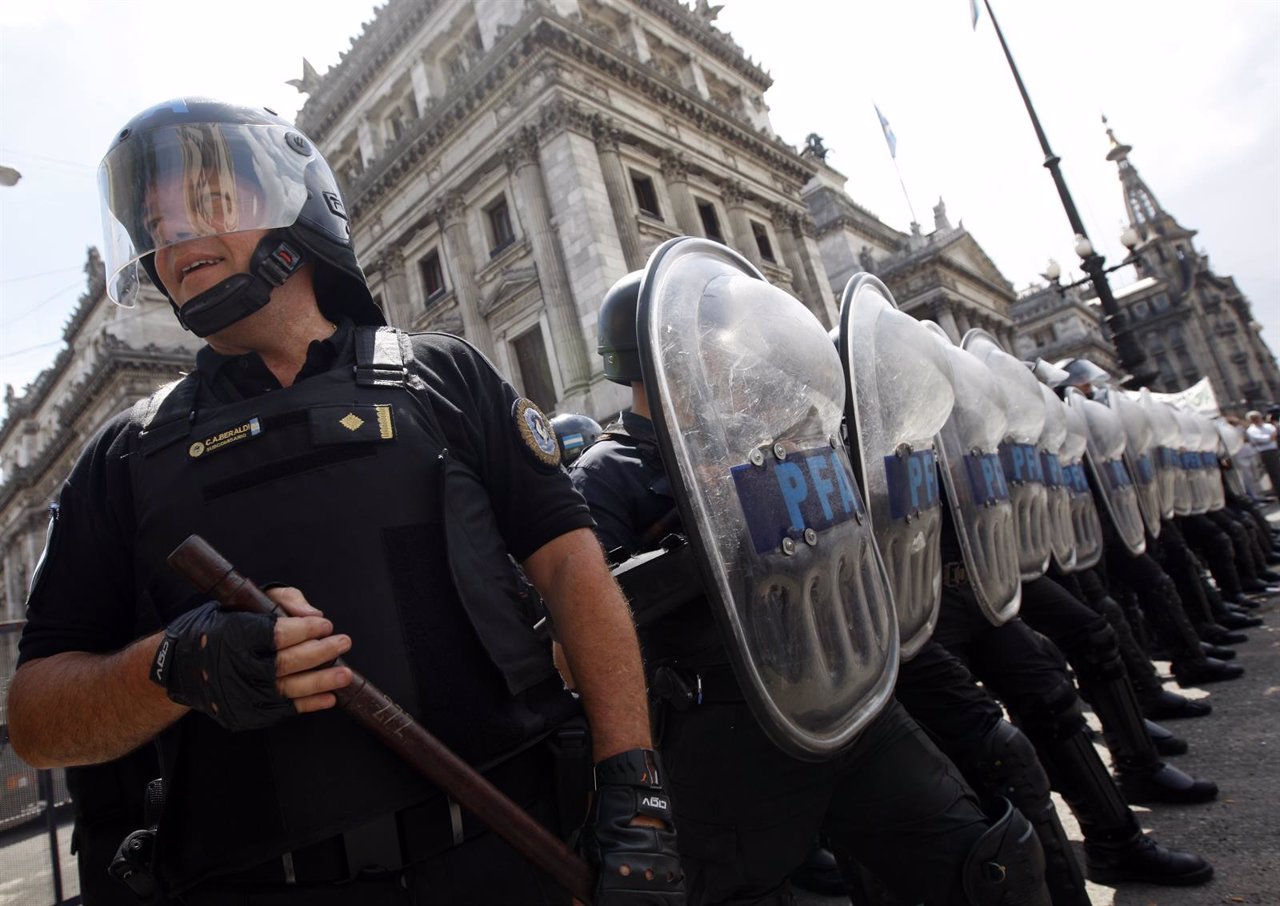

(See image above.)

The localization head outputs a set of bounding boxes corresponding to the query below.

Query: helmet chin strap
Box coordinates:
[174,233,307,337]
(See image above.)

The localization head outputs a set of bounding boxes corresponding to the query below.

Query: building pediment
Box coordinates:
[482,265,541,317]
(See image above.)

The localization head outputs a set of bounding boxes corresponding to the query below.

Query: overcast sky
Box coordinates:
[2,0,1277,412]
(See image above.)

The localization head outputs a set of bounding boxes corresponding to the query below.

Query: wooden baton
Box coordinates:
[167,534,595,903]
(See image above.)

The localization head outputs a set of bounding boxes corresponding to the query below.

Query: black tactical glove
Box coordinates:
[149,601,294,732]
[579,748,685,905]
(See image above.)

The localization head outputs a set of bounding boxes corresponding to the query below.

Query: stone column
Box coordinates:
[592,118,644,270]
[792,212,836,327]
[772,205,816,305]
[435,194,495,359]
[721,180,760,266]
[953,308,972,337]
[934,307,962,343]
[660,150,702,238]
[410,58,432,117]
[505,126,593,398]
[371,246,411,328]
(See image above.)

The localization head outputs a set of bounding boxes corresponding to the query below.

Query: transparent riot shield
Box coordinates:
[1106,390,1163,539]
[922,322,1022,625]
[637,237,898,760]
[962,330,1052,580]
[1039,384,1077,572]
[1137,390,1180,520]
[1066,389,1147,555]
[1060,398,1105,570]
[1172,407,1210,515]
[839,274,953,660]
[1216,420,1249,499]
[1192,411,1227,512]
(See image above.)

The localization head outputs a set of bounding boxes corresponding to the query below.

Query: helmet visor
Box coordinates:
[99,121,312,304]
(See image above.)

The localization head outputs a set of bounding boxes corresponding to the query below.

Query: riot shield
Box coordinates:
[1038,384,1077,572]
[839,274,953,660]
[1172,407,1210,515]
[637,237,898,760]
[1065,389,1147,555]
[1106,390,1163,539]
[921,321,1022,625]
[1136,390,1180,520]
[1216,420,1249,499]
[1191,410,1227,512]
[962,330,1052,580]
[1060,398,1105,570]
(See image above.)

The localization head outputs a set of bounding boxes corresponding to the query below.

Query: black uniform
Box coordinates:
[572,412,996,906]
[20,322,590,904]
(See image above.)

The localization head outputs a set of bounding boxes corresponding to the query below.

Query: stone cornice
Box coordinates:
[630,0,772,91]
[298,0,442,141]
[343,13,815,219]
[814,211,904,249]
[0,345,194,507]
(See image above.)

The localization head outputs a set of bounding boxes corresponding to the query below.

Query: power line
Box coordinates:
[0,265,84,284]
[2,280,85,325]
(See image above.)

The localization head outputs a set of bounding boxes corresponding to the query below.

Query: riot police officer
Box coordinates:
[8,99,680,905]
[552,413,604,466]
[574,265,1049,906]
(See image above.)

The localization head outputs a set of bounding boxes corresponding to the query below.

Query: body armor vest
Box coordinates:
[128,327,575,889]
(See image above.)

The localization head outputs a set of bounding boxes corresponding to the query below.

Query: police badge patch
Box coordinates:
[513,398,561,467]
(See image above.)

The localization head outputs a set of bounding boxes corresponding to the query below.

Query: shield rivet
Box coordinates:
[803,528,818,546]
[773,443,787,461]
[749,448,765,467]
[781,537,796,555]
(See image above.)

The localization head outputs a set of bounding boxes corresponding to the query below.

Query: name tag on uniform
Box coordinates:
[188,417,263,459]
[731,446,863,555]
[310,404,396,445]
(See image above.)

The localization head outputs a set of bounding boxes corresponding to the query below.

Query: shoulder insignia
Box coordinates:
[513,398,561,467]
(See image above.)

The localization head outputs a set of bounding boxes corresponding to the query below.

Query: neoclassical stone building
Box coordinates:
[0,250,200,709]
[803,156,1019,349]
[1009,282,1117,374]
[294,0,838,421]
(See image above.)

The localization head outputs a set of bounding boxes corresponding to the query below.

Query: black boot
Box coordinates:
[1142,688,1212,720]
[1215,609,1262,630]
[1199,640,1238,660]
[1144,719,1187,756]
[1084,834,1214,887]
[1173,656,1244,687]
[1016,693,1213,888]
[1070,619,1218,805]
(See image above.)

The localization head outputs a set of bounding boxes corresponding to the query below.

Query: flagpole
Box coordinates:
[891,156,918,228]
[979,0,1154,386]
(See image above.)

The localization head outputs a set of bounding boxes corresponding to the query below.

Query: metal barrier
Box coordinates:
[2,619,80,905]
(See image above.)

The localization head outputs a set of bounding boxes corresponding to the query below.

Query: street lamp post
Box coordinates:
[982,0,1157,387]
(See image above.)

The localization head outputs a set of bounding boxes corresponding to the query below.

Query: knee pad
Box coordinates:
[966,721,1052,816]
[962,798,1050,906]
[1013,678,1085,742]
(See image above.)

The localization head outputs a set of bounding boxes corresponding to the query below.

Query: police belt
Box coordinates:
[942,560,970,589]
[220,740,554,885]
[650,663,744,710]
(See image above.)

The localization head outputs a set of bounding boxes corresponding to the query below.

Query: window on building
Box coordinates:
[750,221,775,263]
[511,326,557,413]
[387,109,405,143]
[630,171,662,219]
[486,196,515,256]
[697,199,724,242]
[419,250,445,303]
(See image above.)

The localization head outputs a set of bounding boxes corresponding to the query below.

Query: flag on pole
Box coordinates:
[970,0,981,29]
[874,104,897,159]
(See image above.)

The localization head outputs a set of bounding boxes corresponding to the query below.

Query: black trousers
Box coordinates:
[1177,513,1243,598]
[659,695,987,906]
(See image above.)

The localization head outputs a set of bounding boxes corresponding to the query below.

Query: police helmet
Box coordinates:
[99,98,383,333]
[550,413,603,465]
[598,270,644,384]
[1054,357,1112,392]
